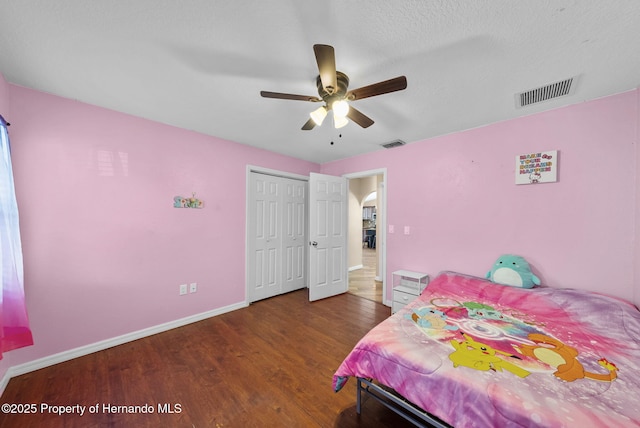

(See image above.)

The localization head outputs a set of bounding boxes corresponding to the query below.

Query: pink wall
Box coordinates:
[323,89,640,305]
[3,83,319,367]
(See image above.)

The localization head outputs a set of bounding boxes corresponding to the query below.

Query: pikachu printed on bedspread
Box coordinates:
[449,332,530,378]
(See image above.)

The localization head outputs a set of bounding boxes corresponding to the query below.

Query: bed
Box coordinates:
[333,271,640,427]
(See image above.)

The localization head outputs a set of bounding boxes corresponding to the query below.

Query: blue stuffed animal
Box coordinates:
[486,254,540,288]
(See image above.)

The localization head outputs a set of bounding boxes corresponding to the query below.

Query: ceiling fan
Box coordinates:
[260,44,407,130]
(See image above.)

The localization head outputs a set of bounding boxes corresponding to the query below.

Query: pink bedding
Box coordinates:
[333,272,640,427]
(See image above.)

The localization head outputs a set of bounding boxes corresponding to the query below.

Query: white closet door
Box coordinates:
[248,173,282,302]
[248,172,308,303]
[282,179,307,293]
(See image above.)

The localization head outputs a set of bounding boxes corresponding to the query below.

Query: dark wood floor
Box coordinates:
[0,289,418,428]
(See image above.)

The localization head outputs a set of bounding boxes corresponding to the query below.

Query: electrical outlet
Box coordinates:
[179,284,188,295]
[190,282,197,293]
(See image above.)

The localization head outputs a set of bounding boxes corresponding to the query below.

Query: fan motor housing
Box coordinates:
[316,71,350,102]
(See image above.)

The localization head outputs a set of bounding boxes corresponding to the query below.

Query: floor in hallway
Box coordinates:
[348,247,382,303]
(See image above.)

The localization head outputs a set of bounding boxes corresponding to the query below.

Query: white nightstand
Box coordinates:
[392,270,429,314]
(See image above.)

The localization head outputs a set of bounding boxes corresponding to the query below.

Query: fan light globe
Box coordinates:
[332,100,350,117]
[334,114,349,129]
[310,106,327,126]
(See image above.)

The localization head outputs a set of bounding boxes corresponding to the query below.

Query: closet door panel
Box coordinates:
[248,174,282,302]
[282,179,307,292]
[248,172,307,303]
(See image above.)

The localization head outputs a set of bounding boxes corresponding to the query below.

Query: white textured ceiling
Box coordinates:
[1,1,639,163]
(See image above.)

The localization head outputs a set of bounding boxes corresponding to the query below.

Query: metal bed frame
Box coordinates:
[356,378,451,428]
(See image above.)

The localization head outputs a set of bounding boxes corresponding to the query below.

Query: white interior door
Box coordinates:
[309,172,348,301]
[248,173,282,302]
[282,179,307,293]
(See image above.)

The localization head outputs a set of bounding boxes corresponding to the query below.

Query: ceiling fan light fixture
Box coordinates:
[261,45,408,131]
[332,99,350,117]
[333,114,349,129]
[310,106,327,126]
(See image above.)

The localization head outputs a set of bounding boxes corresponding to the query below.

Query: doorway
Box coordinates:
[246,169,308,303]
[246,167,350,304]
[246,166,384,305]
[345,170,386,304]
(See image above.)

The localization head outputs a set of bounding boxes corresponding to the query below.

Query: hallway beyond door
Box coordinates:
[348,247,381,302]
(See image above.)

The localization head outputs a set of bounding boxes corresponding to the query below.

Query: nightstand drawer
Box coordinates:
[393,288,419,305]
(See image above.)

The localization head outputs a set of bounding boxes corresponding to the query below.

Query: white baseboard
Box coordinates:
[0,301,247,396]
[348,264,363,272]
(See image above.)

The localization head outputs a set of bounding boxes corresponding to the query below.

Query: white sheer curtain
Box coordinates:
[0,115,33,358]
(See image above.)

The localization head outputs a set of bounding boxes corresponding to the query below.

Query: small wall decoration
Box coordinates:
[173,193,204,209]
[515,150,558,185]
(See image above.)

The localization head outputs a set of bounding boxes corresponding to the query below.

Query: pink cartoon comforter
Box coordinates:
[333,272,640,427]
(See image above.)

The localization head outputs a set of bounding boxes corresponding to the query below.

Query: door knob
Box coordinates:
[310,241,318,247]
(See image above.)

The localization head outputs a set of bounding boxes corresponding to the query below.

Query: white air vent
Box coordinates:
[515,77,576,108]
[381,139,406,149]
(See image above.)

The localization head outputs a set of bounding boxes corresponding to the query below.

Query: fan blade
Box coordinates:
[347,106,375,128]
[313,44,337,95]
[301,118,316,130]
[346,76,407,101]
[260,91,322,102]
